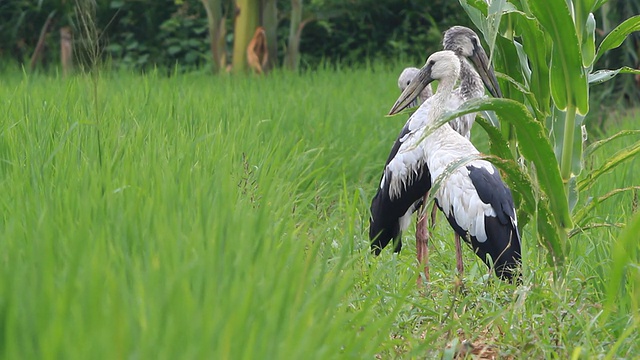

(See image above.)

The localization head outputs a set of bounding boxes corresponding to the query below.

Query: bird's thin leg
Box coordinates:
[455,233,464,277]
[416,194,430,286]
[430,202,438,229]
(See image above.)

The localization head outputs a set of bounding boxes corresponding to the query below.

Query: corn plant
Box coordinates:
[435,0,640,266]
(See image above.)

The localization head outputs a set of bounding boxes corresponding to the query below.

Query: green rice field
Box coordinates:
[0,66,638,358]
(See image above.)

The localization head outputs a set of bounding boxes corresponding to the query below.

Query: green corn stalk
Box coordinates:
[457,0,640,267]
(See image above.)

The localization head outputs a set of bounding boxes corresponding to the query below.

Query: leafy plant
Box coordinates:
[436,0,640,266]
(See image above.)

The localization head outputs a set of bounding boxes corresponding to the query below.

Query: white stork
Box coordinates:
[370,50,520,282]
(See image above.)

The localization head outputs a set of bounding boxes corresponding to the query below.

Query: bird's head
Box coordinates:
[388,51,460,116]
[398,67,420,91]
[398,67,433,108]
[397,67,421,109]
[443,26,502,98]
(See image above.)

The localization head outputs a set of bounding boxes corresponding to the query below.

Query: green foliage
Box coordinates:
[299,0,474,67]
[0,68,638,358]
[0,0,474,71]
[457,0,640,267]
[105,0,210,70]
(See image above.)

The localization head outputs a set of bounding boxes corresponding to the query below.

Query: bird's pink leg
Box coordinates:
[455,233,464,277]
[416,195,430,286]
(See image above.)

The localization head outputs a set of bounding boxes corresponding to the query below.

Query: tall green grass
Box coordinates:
[0,67,638,358]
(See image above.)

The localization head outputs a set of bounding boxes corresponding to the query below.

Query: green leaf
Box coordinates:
[588,67,640,85]
[126,40,139,50]
[475,117,513,161]
[494,36,526,103]
[168,45,182,55]
[440,97,572,230]
[578,140,640,192]
[573,186,640,226]
[595,15,640,63]
[467,0,489,15]
[582,13,596,67]
[459,0,489,32]
[497,71,544,121]
[513,12,551,116]
[529,0,589,115]
[537,200,565,266]
[110,0,124,8]
[483,155,536,230]
[601,211,640,324]
[584,129,640,157]
[568,222,625,238]
[486,0,512,60]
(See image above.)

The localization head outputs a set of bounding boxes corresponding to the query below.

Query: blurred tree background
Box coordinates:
[0,0,637,105]
[0,0,474,72]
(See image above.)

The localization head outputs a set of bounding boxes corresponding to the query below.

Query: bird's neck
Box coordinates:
[427,76,456,122]
[459,59,483,100]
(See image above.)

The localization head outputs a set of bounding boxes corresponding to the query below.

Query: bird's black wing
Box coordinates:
[369,123,431,255]
[465,164,521,281]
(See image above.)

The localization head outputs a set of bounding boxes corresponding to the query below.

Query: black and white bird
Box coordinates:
[370,50,520,281]
[412,26,504,281]
[371,27,504,283]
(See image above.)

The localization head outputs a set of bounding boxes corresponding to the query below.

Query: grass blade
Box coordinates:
[601,211,640,324]
[584,129,640,157]
[573,186,640,225]
[578,140,640,191]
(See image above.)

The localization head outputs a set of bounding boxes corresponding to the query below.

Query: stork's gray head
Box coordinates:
[443,26,502,98]
[389,51,460,116]
[398,67,432,108]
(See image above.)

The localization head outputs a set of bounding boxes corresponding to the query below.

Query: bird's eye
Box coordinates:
[406,81,411,85]
[428,60,435,66]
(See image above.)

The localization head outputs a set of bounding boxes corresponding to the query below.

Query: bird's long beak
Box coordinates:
[470,44,503,98]
[388,64,434,116]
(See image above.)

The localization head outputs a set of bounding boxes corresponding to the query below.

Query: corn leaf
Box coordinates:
[582,13,596,67]
[496,72,544,120]
[459,0,489,33]
[494,36,526,104]
[475,116,513,161]
[589,67,640,85]
[484,155,536,230]
[595,15,640,63]
[513,12,551,116]
[537,200,566,266]
[529,0,589,115]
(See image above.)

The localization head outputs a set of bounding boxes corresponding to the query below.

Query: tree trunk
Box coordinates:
[284,0,302,71]
[261,0,277,71]
[200,0,226,73]
[30,12,56,71]
[232,0,260,73]
[60,26,73,76]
